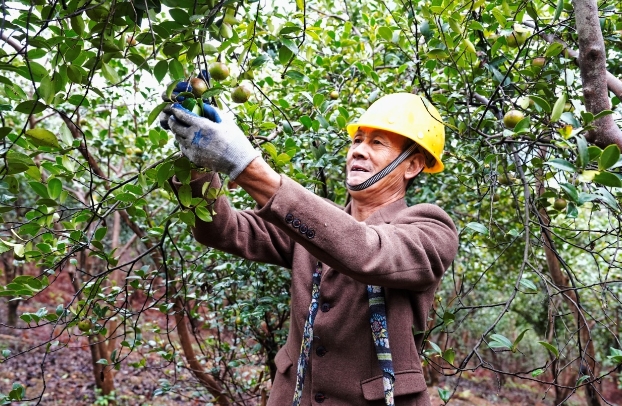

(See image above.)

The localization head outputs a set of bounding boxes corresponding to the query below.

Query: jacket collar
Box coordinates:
[344,198,407,226]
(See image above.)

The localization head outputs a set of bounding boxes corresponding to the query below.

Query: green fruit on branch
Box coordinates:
[329,90,339,100]
[503,109,524,129]
[532,57,546,67]
[190,77,208,97]
[78,320,92,332]
[553,198,567,210]
[208,62,230,81]
[505,26,529,48]
[86,2,110,22]
[231,83,252,103]
[219,23,234,39]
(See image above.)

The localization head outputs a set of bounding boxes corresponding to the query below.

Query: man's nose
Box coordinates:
[351,143,370,159]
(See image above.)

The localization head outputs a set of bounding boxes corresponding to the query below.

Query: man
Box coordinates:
[163,93,459,405]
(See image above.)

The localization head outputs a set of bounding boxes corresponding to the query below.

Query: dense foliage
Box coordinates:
[1,0,622,404]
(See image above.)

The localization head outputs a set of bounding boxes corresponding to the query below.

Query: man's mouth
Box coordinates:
[350,165,369,172]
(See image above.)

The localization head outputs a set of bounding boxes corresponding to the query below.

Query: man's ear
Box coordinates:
[404,153,425,181]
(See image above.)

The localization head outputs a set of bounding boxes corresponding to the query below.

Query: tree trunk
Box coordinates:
[2,252,22,327]
[174,296,229,405]
[573,0,622,149]
[535,147,601,406]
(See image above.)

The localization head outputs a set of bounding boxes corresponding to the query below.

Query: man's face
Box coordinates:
[346,127,412,188]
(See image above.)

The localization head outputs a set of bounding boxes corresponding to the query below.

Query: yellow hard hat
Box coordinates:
[346,93,446,173]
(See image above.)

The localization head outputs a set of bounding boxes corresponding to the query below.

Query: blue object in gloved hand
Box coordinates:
[164,103,259,180]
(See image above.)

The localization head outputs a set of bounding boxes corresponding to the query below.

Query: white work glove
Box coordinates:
[165,103,260,180]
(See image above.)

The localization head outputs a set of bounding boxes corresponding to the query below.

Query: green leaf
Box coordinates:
[278,45,293,65]
[552,0,563,24]
[489,333,512,349]
[5,83,27,100]
[47,178,62,199]
[67,64,82,83]
[544,42,564,58]
[550,94,566,122]
[378,26,393,42]
[465,222,488,235]
[560,183,579,202]
[148,102,168,127]
[576,135,588,169]
[169,8,190,25]
[539,341,559,358]
[520,278,537,292]
[14,100,47,114]
[101,63,121,84]
[512,329,530,352]
[94,227,107,241]
[593,172,622,188]
[154,60,168,83]
[545,158,576,172]
[29,181,50,199]
[96,359,108,365]
[442,348,455,365]
[438,388,451,403]
[532,368,545,377]
[25,128,60,148]
[38,75,55,104]
[177,184,192,207]
[281,38,298,55]
[179,209,195,227]
[313,93,324,108]
[599,145,620,170]
[169,59,184,80]
[529,95,551,112]
[195,206,212,223]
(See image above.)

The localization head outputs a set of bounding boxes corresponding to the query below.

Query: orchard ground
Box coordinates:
[1,273,621,405]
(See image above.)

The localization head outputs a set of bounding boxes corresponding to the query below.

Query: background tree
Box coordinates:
[1,0,622,404]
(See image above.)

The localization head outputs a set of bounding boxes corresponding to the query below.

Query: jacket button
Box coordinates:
[314,392,326,403]
[299,224,308,233]
[316,345,327,357]
[320,303,330,312]
[306,229,315,239]
[285,213,294,223]
[292,218,301,228]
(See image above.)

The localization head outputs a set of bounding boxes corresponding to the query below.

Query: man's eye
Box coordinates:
[373,140,383,145]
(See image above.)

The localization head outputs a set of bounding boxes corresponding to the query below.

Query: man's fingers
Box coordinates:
[202,104,222,123]
[169,118,193,139]
[159,112,171,130]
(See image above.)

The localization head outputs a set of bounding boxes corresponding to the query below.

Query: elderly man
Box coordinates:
[163,93,459,406]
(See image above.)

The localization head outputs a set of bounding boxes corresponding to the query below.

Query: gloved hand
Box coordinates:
[159,73,222,129]
[165,103,260,180]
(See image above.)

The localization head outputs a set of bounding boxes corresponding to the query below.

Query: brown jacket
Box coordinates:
[184,173,459,405]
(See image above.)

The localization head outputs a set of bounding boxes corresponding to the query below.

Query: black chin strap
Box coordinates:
[346,143,420,192]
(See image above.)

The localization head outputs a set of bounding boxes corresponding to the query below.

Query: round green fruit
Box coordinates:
[532,57,546,67]
[231,84,252,103]
[553,198,567,210]
[505,30,528,48]
[329,90,339,100]
[78,320,92,332]
[190,77,208,97]
[208,62,230,81]
[503,109,524,129]
[86,2,110,22]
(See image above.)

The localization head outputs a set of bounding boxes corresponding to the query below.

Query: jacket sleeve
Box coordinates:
[172,172,295,268]
[255,175,459,291]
